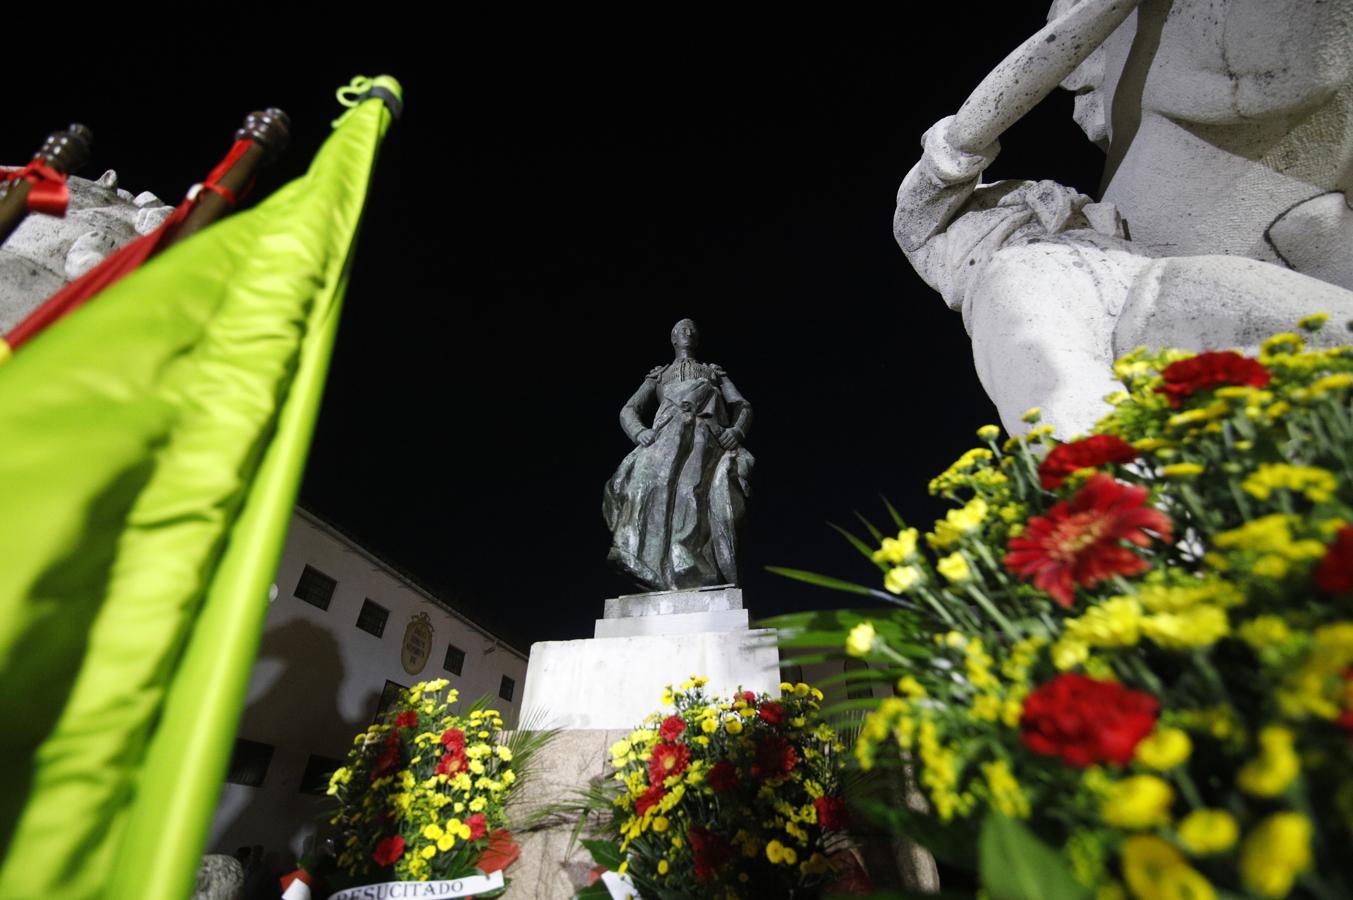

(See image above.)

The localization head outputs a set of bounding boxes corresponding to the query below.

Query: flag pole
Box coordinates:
[0,125,92,246]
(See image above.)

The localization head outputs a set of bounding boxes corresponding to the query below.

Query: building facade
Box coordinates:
[207,507,528,863]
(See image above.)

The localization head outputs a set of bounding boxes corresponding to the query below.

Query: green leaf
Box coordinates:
[880,495,907,530]
[765,566,878,596]
[829,522,886,568]
[573,883,612,899]
[580,838,624,871]
[978,813,1088,900]
[853,510,885,543]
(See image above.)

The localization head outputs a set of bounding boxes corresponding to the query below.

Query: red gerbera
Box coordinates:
[436,749,467,776]
[815,795,849,830]
[371,733,401,779]
[393,710,418,728]
[1038,435,1138,490]
[465,813,488,841]
[372,835,406,867]
[707,759,739,793]
[1020,673,1158,767]
[757,701,785,725]
[688,826,734,881]
[1157,350,1271,408]
[1005,473,1172,608]
[635,782,666,816]
[1315,527,1353,593]
[751,735,798,779]
[440,727,466,752]
[659,715,686,742]
[648,741,690,785]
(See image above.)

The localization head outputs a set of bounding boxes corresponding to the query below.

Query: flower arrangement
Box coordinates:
[326,678,539,891]
[774,318,1353,899]
[579,677,851,898]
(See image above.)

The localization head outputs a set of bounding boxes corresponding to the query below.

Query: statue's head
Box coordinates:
[671,318,700,353]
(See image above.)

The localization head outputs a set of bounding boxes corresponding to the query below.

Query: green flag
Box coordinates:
[0,75,401,900]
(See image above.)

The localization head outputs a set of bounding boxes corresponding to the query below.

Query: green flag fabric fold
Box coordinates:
[0,75,401,900]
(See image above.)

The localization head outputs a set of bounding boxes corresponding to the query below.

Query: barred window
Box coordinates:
[225,738,274,787]
[443,643,466,675]
[356,598,389,637]
[499,675,516,703]
[294,565,336,610]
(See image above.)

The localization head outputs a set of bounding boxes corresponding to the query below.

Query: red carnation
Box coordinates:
[1157,350,1271,408]
[1005,473,1172,608]
[635,783,666,817]
[815,795,849,830]
[688,826,734,881]
[1020,673,1158,767]
[740,691,757,704]
[436,749,467,776]
[372,834,406,867]
[393,710,418,728]
[648,741,690,785]
[707,760,739,793]
[440,727,466,752]
[1038,435,1138,490]
[659,715,686,742]
[465,812,488,841]
[1315,527,1353,593]
[757,701,785,725]
[371,733,402,779]
[751,735,798,779]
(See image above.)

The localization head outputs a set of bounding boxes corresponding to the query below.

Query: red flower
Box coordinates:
[440,727,466,752]
[757,701,785,725]
[477,831,521,874]
[1005,473,1172,608]
[647,741,690,785]
[372,835,405,867]
[1157,350,1271,408]
[635,783,666,817]
[465,813,488,841]
[659,715,686,742]
[371,733,402,779]
[688,826,733,881]
[740,691,757,704]
[751,735,798,779]
[393,710,418,728]
[1315,527,1353,593]
[815,795,849,830]
[1038,435,1138,490]
[707,760,739,792]
[1020,673,1158,767]
[436,749,467,776]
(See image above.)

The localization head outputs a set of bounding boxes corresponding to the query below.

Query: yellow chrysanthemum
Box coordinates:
[1065,597,1142,648]
[1242,463,1337,504]
[1240,812,1312,898]
[1236,726,1300,797]
[872,528,920,565]
[1160,462,1204,478]
[1238,615,1293,650]
[884,565,923,595]
[1134,727,1192,770]
[1141,605,1230,649]
[1100,775,1174,829]
[937,552,972,584]
[1177,809,1239,855]
[846,622,876,657]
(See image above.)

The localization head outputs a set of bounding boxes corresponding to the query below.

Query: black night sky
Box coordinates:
[10,13,1105,650]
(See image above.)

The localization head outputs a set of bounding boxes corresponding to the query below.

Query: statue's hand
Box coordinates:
[717,429,741,450]
[637,429,657,447]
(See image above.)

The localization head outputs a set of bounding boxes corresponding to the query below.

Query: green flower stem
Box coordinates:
[1171,768,1204,811]
[964,585,1020,638]
[1176,483,1215,539]
[1117,651,1167,697]
[915,585,961,629]
[970,540,1014,588]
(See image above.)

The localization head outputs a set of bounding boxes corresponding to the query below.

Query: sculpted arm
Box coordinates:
[717,373,752,449]
[620,368,661,445]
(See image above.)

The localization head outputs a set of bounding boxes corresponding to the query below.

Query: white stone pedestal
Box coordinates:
[519,586,780,730]
[505,587,781,897]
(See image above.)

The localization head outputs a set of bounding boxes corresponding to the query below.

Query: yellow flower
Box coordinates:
[1134,727,1191,770]
[1051,637,1090,671]
[1120,835,1214,900]
[981,759,1029,819]
[701,716,718,734]
[1297,312,1328,331]
[846,622,877,657]
[421,844,437,859]
[801,852,830,876]
[657,859,669,875]
[896,675,926,698]
[660,688,674,706]
[977,424,1001,441]
[1141,605,1230,649]
[1242,463,1338,504]
[1132,438,1170,451]
[652,816,669,832]
[1237,726,1300,797]
[1066,597,1142,648]
[1177,809,1238,855]
[1240,813,1312,898]
[725,717,743,735]
[1022,406,1042,423]
[766,839,788,864]
[1160,462,1204,478]
[1238,616,1293,650]
[928,498,989,549]
[1309,372,1353,396]
[884,565,923,595]
[937,552,972,584]
[496,744,513,761]
[872,528,919,564]
[793,681,810,697]
[1100,775,1174,829]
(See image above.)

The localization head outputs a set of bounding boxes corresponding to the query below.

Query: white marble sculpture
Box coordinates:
[0,169,173,333]
[895,0,1353,437]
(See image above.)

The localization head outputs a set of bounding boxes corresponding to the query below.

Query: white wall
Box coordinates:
[207,508,528,864]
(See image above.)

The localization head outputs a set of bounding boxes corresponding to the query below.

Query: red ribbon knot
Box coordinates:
[3,159,70,216]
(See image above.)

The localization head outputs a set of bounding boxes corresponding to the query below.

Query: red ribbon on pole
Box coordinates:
[3,159,70,215]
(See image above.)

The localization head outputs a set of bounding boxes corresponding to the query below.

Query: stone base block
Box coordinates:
[593,607,748,638]
[520,628,779,730]
[603,586,742,619]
